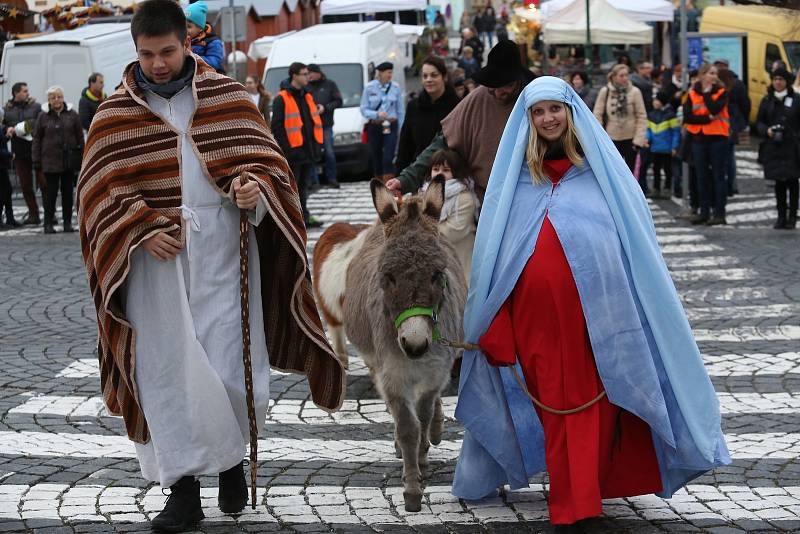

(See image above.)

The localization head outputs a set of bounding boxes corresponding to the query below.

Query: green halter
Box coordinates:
[394,307,441,341]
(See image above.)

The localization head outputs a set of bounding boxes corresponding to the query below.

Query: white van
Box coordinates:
[262,21,407,178]
[0,23,136,106]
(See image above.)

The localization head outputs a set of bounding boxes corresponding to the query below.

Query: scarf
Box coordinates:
[422,178,480,222]
[612,82,629,118]
[78,58,345,444]
[774,89,788,100]
[134,56,195,100]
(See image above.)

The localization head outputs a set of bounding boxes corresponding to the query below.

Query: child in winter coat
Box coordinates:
[185,2,226,74]
[646,91,681,199]
[422,149,478,283]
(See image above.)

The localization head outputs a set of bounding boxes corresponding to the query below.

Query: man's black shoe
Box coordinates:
[324,180,341,189]
[43,224,56,234]
[705,216,727,226]
[218,460,248,514]
[151,476,204,532]
[690,214,708,225]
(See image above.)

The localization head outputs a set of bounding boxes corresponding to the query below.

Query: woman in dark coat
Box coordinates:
[756,67,800,229]
[396,57,460,174]
[32,86,83,234]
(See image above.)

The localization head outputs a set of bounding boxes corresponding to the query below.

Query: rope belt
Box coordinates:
[438,338,607,416]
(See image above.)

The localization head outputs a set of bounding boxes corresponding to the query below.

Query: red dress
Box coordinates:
[479,159,662,525]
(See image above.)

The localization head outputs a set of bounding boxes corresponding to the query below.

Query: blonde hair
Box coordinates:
[697,63,714,77]
[526,104,583,184]
[46,85,64,97]
[607,64,629,83]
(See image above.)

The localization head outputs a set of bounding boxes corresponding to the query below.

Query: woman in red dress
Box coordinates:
[478,100,662,532]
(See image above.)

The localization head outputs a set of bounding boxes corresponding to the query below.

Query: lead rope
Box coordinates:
[238,172,258,510]
[437,339,606,416]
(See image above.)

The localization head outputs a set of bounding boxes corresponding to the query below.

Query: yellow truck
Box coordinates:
[700,5,800,122]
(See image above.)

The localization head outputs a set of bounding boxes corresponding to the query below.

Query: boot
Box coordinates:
[63,222,75,233]
[774,210,787,230]
[43,223,56,234]
[22,211,40,225]
[787,211,797,229]
[150,476,204,532]
[218,461,248,514]
[690,213,709,225]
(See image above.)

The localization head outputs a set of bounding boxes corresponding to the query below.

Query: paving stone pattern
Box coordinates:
[0,148,799,533]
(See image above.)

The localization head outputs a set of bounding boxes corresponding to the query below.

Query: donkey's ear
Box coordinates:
[422,174,445,221]
[371,179,399,225]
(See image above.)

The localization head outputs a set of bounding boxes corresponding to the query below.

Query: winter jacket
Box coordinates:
[191,26,225,73]
[756,86,800,181]
[439,188,477,282]
[307,75,343,128]
[250,91,271,125]
[593,83,648,146]
[575,85,599,111]
[457,57,481,80]
[726,76,751,135]
[646,106,681,154]
[78,87,106,131]
[271,79,321,165]
[459,36,484,63]
[2,97,42,160]
[396,86,460,173]
[630,73,654,112]
[31,103,83,174]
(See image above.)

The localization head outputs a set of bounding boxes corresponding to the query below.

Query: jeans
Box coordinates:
[775,178,799,217]
[724,138,737,195]
[613,139,637,173]
[367,122,398,176]
[321,126,337,184]
[290,160,311,223]
[691,139,728,218]
[651,153,673,191]
[15,158,46,218]
[0,167,14,223]
[44,171,75,227]
[480,31,495,48]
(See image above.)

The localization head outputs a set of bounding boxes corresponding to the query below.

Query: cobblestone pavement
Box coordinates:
[1,147,799,534]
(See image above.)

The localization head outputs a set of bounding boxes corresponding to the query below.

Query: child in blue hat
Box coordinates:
[185,1,226,74]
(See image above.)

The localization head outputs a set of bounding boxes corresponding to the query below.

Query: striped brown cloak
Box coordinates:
[77,58,345,444]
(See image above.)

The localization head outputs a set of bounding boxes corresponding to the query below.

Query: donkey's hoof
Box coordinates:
[430,432,442,446]
[394,442,403,459]
[403,491,423,512]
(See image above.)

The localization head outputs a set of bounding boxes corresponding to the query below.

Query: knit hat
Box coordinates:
[771,67,793,83]
[185,1,208,28]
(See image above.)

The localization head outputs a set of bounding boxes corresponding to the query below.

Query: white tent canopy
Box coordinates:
[320,0,427,16]
[543,0,653,45]
[541,0,674,22]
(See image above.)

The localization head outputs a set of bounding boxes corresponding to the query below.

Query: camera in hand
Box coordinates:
[772,124,785,143]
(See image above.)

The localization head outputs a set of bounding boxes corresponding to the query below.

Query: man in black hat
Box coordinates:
[387,40,534,201]
[307,63,343,188]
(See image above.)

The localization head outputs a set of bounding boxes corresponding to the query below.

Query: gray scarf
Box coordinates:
[134,57,195,99]
[612,83,629,119]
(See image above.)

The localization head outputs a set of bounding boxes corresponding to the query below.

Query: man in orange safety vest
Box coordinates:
[271,61,324,228]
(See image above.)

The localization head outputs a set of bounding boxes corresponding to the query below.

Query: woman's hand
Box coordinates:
[142,232,182,261]
[767,127,775,139]
[232,177,260,210]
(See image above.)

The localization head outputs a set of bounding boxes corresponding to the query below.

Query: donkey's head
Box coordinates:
[370,177,448,359]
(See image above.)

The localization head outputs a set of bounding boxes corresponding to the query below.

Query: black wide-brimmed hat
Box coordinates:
[473,40,531,88]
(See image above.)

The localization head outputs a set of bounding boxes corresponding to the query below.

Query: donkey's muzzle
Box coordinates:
[400,337,429,359]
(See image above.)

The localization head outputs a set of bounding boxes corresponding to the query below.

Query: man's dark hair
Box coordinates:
[131,0,187,46]
[11,82,27,97]
[88,72,103,85]
[288,62,307,79]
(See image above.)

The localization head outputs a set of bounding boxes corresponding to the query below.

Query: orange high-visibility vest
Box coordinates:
[685,87,730,137]
[279,90,323,148]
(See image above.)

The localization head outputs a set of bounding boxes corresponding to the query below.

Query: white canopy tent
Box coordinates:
[320,0,427,16]
[543,0,653,45]
[541,0,674,23]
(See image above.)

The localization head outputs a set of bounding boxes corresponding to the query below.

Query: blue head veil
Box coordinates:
[453,76,729,500]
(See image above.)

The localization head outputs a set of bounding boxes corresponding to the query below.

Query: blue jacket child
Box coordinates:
[646,97,681,154]
[185,2,226,74]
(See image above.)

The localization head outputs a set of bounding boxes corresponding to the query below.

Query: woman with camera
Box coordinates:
[32,86,83,234]
[756,68,800,229]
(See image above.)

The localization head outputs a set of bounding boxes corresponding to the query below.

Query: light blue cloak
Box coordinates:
[452,77,730,501]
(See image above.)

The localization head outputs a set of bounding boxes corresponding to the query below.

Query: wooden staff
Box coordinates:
[238,172,258,510]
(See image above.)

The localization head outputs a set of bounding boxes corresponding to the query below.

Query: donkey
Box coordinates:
[313,177,467,511]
